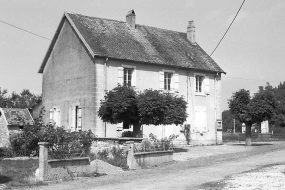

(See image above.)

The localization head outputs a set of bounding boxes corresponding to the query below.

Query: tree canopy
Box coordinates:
[0,88,41,109]
[98,85,188,136]
[228,87,277,145]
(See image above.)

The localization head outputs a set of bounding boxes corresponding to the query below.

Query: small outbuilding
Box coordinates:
[0,108,34,147]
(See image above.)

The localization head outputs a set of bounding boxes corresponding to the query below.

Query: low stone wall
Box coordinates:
[126,141,173,169]
[38,142,95,181]
[45,157,92,181]
[134,151,173,168]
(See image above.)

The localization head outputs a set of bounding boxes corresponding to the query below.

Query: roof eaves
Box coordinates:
[25,108,34,124]
[95,54,224,74]
[64,12,96,58]
[0,108,9,126]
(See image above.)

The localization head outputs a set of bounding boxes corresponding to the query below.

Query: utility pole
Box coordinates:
[233,118,235,133]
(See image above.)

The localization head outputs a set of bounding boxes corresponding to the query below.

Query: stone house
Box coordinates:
[38,10,225,145]
[0,108,34,147]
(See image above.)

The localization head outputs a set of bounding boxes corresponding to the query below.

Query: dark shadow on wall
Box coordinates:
[0,175,12,183]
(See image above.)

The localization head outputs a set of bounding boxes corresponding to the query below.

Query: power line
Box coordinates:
[210,0,246,56]
[0,20,50,41]
[0,19,86,54]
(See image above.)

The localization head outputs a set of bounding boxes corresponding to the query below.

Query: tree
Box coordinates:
[98,85,188,137]
[10,89,42,109]
[98,85,138,125]
[0,88,13,107]
[222,110,241,132]
[228,89,276,145]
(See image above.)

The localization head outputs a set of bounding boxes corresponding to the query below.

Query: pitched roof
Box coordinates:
[0,108,34,125]
[39,12,225,74]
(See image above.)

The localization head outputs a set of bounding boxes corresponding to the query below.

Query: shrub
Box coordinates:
[9,109,96,158]
[121,131,133,137]
[0,147,14,157]
[95,147,129,170]
[97,149,109,160]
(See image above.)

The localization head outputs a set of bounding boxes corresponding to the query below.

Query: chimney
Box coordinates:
[126,10,136,29]
[187,20,195,44]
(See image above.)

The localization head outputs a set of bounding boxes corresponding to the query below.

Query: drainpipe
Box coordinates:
[104,58,108,137]
[214,73,218,144]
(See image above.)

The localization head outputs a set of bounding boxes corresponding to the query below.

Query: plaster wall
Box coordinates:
[100,58,221,144]
[0,116,9,148]
[42,19,102,134]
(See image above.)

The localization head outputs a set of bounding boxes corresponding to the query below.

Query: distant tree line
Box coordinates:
[0,87,41,110]
[226,82,285,146]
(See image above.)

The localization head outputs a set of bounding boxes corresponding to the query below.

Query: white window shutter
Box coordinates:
[54,109,60,127]
[71,107,76,131]
[204,76,210,94]
[174,73,179,92]
[77,108,82,130]
[131,69,136,87]
[159,71,164,90]
[49,109,54,121]
[118,67,124,85]
[116,122,123,131]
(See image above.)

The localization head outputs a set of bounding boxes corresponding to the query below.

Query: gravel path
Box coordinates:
[24,142,285,190]
[223,165,285,189]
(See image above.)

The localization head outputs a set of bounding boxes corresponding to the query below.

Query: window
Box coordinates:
[159,70,179,92]
[124,68,133,86]
[194,73,209,95]
[164,72,172,90]
[71,106,82,131]
[118,66,136,87]
[75,106,82,131]
[195,75,204,93]
[49,108,60,126]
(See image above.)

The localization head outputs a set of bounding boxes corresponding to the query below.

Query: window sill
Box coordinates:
[195,92,206,96]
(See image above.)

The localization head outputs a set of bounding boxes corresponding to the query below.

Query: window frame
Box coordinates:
[123,67,133,86]
[164,72,173,91]
[121,65,136,87]
[161,69,176,92]
[194,73,206,96]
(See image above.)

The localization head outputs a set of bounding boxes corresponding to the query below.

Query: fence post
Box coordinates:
[126,141,139,170]
[38,142,49,181]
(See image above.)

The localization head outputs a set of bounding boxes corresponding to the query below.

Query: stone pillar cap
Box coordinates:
[38,142,50,145]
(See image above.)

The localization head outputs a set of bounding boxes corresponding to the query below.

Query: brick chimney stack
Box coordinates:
[187,20,195,44]
[126,10,136,29]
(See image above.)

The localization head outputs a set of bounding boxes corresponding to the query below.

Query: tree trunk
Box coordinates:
[245,123,252,146]
[133,123,142,138]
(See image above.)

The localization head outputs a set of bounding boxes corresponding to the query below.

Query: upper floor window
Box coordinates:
[164,72,173,90]
[194,73,209,95]
[195,75,204,93]
[124,68,134,86]
[159,70,179,92]
[118,65,136,87]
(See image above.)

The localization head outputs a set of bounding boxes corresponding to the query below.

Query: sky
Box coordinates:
[0,0,285,111]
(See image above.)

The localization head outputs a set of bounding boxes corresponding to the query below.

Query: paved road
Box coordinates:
[29,142,285,190]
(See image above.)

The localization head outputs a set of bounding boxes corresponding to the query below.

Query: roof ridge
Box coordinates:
[66,12,188,35]
[66,12,126,24]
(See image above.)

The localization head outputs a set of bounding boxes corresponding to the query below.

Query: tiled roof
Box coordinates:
[39,12,225,73]
[0,108,34,125]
